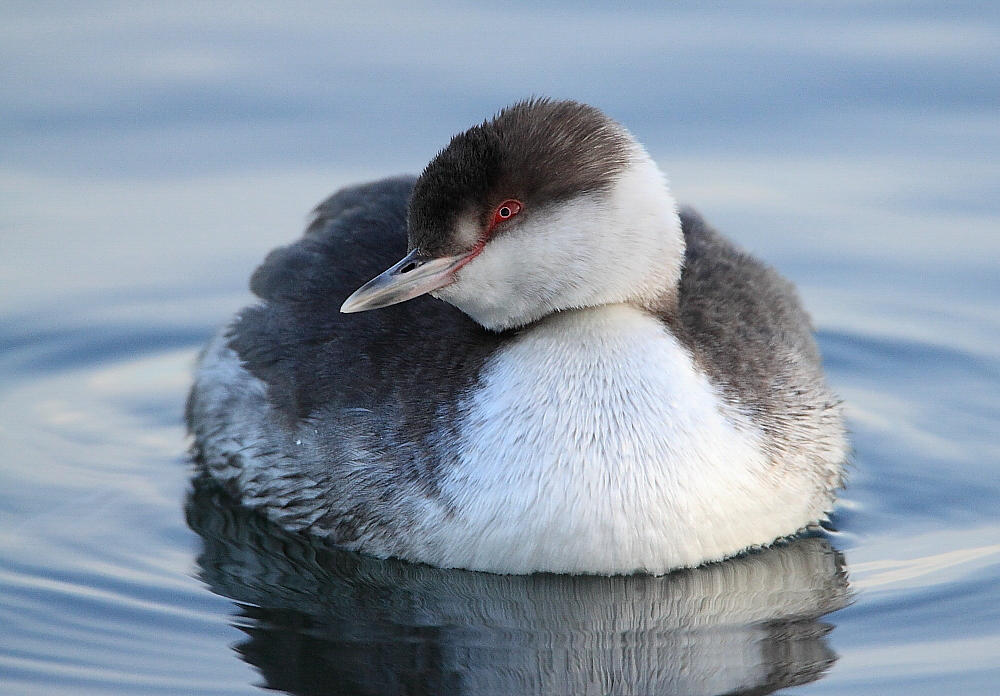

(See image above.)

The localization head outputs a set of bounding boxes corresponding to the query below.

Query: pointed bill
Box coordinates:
[340,248,465,313]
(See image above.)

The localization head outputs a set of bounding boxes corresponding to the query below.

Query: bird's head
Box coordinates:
[341,99,683,331]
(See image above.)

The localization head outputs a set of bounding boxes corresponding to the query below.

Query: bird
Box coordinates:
[187,99,847,576]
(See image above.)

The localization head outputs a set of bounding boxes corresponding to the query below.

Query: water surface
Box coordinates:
[2,2,999,694]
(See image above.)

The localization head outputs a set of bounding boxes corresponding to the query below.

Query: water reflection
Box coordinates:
[187,475,850,696]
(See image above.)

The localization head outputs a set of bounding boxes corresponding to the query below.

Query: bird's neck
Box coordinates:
[609,149,685,318]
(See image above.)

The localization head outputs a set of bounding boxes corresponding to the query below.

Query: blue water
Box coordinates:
[2,2,999,694]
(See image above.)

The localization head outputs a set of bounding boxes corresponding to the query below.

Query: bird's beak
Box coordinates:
[340,248,465,313]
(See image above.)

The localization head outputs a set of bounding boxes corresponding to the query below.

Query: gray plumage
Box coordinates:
[676,210,845,492]
[189,176,497,548]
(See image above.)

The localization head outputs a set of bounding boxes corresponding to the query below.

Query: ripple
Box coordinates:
[0,329,255,695]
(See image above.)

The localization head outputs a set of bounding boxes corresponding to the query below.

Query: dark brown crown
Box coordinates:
[407,99,632,257]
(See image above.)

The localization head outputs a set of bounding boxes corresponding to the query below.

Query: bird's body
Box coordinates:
[188,101,846,575]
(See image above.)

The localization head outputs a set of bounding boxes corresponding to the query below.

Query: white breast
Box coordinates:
[429,305,822,574]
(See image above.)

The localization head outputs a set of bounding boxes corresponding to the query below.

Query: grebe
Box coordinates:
[188,99,846,575]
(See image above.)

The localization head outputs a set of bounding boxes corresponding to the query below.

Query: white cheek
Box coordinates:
[436,153,682,331]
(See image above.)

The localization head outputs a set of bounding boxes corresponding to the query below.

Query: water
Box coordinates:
[2,2,998,693]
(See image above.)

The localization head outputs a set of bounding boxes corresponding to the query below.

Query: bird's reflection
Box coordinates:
[186,475,850,696]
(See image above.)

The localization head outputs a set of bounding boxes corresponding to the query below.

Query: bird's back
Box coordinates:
[226,176,502,432]
[675,209,845,492]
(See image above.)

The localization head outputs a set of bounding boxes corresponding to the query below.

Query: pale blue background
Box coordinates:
[2,2,999,693]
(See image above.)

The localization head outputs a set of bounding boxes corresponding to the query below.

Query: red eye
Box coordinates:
[489,199,522,230]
